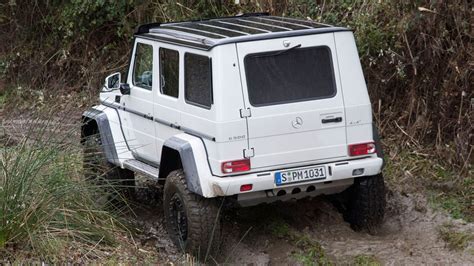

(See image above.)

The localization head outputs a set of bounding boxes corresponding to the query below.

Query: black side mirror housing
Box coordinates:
[120,83,131,95]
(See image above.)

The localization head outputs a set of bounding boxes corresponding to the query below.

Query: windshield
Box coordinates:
[244,46,336,106]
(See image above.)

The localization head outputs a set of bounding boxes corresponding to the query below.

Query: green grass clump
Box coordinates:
[438,223,473,251]
[429,193,466,220]
[0,117,127,260]
[261,216,331,264]
[354,254,381,266]
[268,219,291,238]
[292,235,332,266]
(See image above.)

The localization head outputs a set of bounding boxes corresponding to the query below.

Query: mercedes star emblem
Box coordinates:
[292,117,303,129]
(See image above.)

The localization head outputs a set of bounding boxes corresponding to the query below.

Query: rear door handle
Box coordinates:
[322,117,342,124]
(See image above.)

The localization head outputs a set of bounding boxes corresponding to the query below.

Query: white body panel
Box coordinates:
[96,30,380,200]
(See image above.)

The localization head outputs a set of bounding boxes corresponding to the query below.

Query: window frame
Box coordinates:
[132,42,154,91]
[243,45,337,107]
[184,52,213,110]
[159,47,180,98]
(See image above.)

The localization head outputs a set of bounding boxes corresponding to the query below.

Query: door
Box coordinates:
[236,34,348,170]
[120,39,158,163]
[153,46,182,161]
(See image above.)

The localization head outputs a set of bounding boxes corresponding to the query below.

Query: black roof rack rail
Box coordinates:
[136,22,161,35]
[135,13,270,35]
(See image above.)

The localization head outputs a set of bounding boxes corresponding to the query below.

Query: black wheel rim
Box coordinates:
[169,193,188,245]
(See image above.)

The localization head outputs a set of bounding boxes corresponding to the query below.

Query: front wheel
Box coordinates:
[343,173,386,233]
[163,169,221,259]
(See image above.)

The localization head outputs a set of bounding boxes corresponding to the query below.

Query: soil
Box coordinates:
[131,181,474,265]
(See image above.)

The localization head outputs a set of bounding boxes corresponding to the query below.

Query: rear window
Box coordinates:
[244,46,336,106]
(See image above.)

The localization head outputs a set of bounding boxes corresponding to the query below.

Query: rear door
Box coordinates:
[236,33,347,170]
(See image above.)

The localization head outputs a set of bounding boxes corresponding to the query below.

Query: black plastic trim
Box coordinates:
[82,108,120,165]
[136,22,162,35]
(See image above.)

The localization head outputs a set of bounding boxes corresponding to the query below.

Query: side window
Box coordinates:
[159,48,179,98]
[185,53,213,108]
[133,43,153,90]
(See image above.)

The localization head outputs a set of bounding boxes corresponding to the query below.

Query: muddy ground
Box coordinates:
[131,181,474,265]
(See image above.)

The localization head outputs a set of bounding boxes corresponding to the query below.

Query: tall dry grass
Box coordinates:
[0,112,129,261]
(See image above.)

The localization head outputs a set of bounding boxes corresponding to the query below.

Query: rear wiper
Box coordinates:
[274,44,302,56]
[253,44,302,58]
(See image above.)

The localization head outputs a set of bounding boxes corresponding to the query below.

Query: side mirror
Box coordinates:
[104,72,121,90]
[119,83,131,95]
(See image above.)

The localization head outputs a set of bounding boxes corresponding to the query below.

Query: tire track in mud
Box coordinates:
[132,184,474,264]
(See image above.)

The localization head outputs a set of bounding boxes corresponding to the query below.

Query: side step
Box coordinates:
[123,159,159,180]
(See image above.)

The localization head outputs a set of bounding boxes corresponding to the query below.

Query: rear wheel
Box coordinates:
[82,133,135,200]
[343,174,386,233]
[163,169,221,259]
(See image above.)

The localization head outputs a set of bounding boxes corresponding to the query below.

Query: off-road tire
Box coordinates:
[82,133,135,200]
[344,174,386,233]
[163,169,221,259]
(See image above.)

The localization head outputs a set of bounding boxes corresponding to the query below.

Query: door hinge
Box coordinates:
[244,148,255,158]
[240,108,252,118]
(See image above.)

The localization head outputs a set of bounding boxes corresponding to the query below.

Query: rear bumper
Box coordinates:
[207,156,383,198]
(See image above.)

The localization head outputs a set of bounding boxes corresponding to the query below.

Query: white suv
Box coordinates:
[82,13,386,255]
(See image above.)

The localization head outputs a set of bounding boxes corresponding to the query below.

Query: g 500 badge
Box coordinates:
[229,135,246,141]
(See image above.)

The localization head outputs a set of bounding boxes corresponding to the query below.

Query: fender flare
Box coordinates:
[372,124,385,168]
[160,136,206,196]
[81,108,120,165]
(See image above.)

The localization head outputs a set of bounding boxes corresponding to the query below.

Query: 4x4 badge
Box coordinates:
[292,117,303,129]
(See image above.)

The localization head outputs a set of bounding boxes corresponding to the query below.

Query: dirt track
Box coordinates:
[132,184,474,265]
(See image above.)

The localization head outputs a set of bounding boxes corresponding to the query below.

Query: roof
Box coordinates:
[136,13,350,50]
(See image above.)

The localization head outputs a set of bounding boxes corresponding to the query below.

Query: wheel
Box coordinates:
[163,169,221,259]
[343,173,386,233]
[82,133,135,200]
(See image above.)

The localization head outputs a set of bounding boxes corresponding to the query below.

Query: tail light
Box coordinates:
[349,142,376,156]
[221,159,251,174]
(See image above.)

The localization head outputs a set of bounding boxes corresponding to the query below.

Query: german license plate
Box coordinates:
[275,166,326,186]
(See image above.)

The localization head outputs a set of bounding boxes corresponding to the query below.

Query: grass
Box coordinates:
[383,145,473,222]
[0,115,129,261]
[264,217,331,265]
[438,223,473,251]
[268,219,291,238]
[354,254,381,266]
[292,235,332,266]
[429,193,466,220]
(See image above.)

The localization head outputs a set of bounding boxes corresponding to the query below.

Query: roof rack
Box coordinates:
[135,14,349,50]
